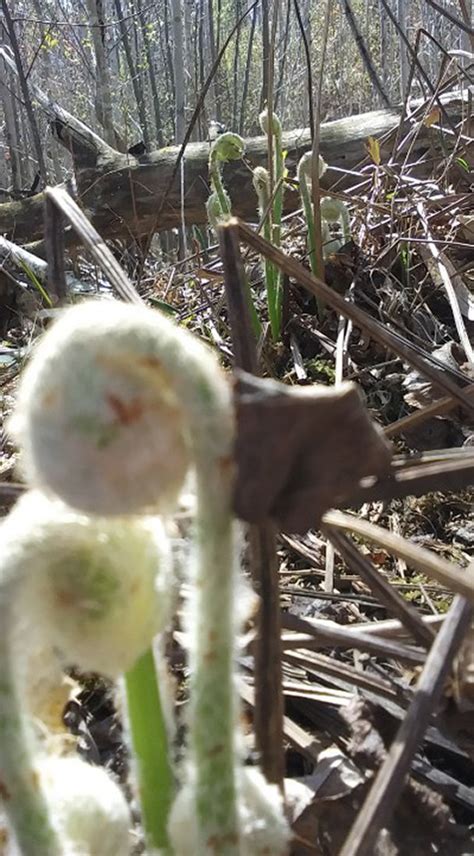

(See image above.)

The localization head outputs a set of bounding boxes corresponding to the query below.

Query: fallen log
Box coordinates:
[0,93,470,246]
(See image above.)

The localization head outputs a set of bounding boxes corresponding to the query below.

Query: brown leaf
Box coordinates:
[365,136,381,165]
[234,372,392,533]
[423,107,441,127]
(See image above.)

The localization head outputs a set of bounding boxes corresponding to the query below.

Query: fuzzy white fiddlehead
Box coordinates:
[0,489,170,854]
[320,196,351,253]
[10,310,189,516]
[10,491,172,677]
[297,152,351,258]
[208,132,245,222]
[252,166,271,223]
[36,756,131,856]
[8,299,289,855]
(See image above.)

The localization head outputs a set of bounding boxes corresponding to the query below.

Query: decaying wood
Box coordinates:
[0,234,81,295]
[44,186,143,306]
[0,93,469,244]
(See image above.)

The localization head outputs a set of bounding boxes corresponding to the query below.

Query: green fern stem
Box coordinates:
[209,160,232,218]
[258,110,286,341]
[253,165,280,340]
[125,648,175,853]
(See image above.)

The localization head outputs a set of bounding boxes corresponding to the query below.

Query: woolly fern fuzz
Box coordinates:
[4,491,172,677]
[9,301,191,515]
[36,756,131,856]
[168,766,289,855]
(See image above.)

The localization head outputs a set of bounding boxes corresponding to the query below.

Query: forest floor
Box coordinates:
[0,125,474,854]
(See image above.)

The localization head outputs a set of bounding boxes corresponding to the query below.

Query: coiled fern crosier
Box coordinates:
[207,132,245,226]
[0,489,172,855]
[3,300,289,855]
[297,153,352,265]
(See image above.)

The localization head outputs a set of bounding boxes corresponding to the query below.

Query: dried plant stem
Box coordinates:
[323,510,474,601]
[236,218,474,415]
[384,382,474,438]
[323,527,435,648]
[340,594,473,856]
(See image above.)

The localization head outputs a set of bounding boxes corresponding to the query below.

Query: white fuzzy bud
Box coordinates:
[5,491,173,677]
[297,151,327,186]
[9,301,190,515]
[168,765,290,856]
[209,132,245,163]
[258,109,282,138]
[36,756,131,856]
[206,190,230,228]
[320,196,348,222]
[252,166,270,197]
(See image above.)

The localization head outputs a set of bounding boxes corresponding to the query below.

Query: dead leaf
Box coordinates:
[423,107,441,127]
[234,372,392,533]
[286,753,365,856]
[365,136,381,165]
[368,549,389,567]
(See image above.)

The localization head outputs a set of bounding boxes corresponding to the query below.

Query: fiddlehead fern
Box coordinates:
[208,132,245,221]
[9,299,289,855]
[0,489,168,854]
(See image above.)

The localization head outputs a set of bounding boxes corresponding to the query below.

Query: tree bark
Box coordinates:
[0,95,469,246]
[0,3,48,182]
[171,0,186,143]
[397,0,409,101]
[0,65,22,194]
[84,0,123,149]
[136,0,164,146]
[113,0,151,145]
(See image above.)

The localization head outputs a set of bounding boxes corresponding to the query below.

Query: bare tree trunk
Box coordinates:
[163,0,176,132]
[197,0,206,136]
[171,0,186,143]
[114,0,151,144]
[184,0,199,140]
[206,0,221,120]
[136,0,164,146]
[378,0,388,96]
[0,64,22,193]
[232,0,242,129]
[0,0,48,182]
[397,0,409,100]
[459,0,474,58]
[260,0,270,111]
[84,0,123,149]
[19,109,34,185]
[239,7,257,133]
[275,0,291,116]
[31,0,63,181]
